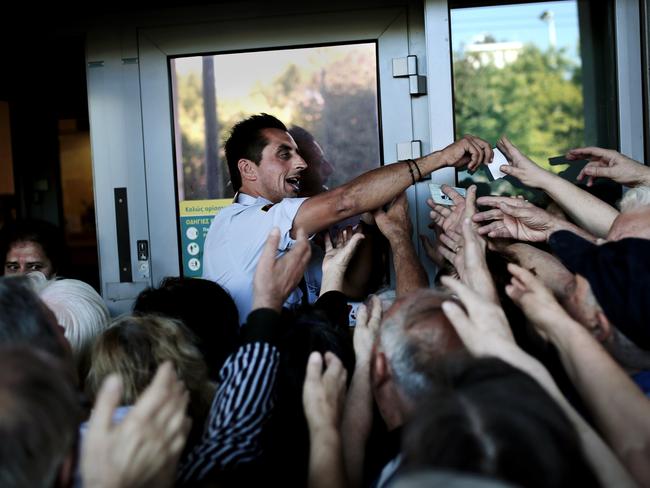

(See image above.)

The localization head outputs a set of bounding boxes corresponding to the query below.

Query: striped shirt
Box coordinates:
[177,310,281,484]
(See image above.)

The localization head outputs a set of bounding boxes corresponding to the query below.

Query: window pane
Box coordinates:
[169,43,381,276]
[450,0,617,198]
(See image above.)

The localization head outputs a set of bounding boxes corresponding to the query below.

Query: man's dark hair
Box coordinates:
[224,113,287,192]
[0,346,82,488]
[0,276,69,362]
[401,356,600,488]
[133,277,240,380]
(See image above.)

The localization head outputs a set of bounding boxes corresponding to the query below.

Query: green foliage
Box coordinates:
[174,46,380,200]
[454,44,584,178]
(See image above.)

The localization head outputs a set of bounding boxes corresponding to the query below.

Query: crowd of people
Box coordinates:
[1,113,650,488]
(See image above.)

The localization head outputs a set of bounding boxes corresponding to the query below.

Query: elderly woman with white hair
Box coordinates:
[28,272,110,380]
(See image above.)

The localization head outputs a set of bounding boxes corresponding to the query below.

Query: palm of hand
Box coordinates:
[444,203,466,234]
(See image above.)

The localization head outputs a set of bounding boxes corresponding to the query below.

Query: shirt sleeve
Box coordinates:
[176,310,282,484]
[265,197,308,251]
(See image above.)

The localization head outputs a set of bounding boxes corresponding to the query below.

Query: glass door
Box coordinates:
[138,7,417,284]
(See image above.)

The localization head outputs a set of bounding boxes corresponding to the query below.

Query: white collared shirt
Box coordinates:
[202,193,322,324]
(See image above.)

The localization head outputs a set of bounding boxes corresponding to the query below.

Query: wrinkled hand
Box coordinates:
[82,362,191,488]
[303,351,348,433]
[568,146,650,187]
[320,227,365,295]
[352,295,382,367]
[426,184,467,234]
[438,134,494,172]
[253,227,312,312]
[496,135,551,188]
[374,192,411,241]
[441,275,515,357]
[474,196,558,242]
[505,263,573,342]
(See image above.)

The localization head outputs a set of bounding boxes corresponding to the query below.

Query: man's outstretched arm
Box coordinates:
[290,135,492,238]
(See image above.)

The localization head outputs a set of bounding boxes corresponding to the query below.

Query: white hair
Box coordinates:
[28,272,110,370]
[619,186,650,213]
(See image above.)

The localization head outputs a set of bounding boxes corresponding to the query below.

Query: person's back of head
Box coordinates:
[401,356,600,488]
[134,277,239,380]
[0,276,71,365]
[29,273,110,380]
[609,185,650,240]
[379,289,466,402]
[85,314,214,446]
[263,307,354,486]
[225,113,287,192]
[0,346,82,488]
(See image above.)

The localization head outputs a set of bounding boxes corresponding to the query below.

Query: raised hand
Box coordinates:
[438,134,494,172]
[352,295,382,367]
[426,184,467,234]
[496,135,551,188]
[374,192,412,241]
[253,227,312,311]
[474,196,558,242]
[567,146,650,187]
[320,227,365,295]
[82,362,191,488]
[505,263,575,342]
[303,351,348,433]
[440,275,514,357]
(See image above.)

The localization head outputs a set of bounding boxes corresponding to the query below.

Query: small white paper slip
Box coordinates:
[487,147,508,180]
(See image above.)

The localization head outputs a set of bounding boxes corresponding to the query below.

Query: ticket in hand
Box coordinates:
[486,147,508,180]
[428,183,467,205]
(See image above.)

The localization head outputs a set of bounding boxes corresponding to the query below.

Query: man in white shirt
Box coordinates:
[203,113,492,321]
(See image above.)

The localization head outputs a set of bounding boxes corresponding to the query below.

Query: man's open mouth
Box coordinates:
[286,176,301,192]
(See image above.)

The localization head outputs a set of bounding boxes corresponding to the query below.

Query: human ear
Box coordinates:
[371,350,390,390]
[238,159,258,182]
[595,310,612,342]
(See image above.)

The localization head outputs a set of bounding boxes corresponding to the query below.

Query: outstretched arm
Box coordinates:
[441,276,636,488]
[374,192,428,296]
[496,136,618,238]
[291,135,493,237]
[474,196,598,243]
[341,296,382,488]
[568,146,650,188]
[506,264,650,487]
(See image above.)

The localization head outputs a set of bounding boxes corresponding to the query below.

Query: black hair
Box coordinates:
[0,346,82,488]
[133,276,240,380]
[260,306,354,486]
[0,276,70,363]
[0,219,66,276]
[225,113,287,192]
[401,356,600,488]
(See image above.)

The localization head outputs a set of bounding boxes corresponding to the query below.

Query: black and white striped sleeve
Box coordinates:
[176,309,282,484]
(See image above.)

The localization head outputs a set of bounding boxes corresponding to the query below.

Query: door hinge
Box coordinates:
[397,140,423,161]
[392,55,427,96]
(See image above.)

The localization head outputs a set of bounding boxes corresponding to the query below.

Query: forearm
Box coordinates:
[342,233,374,299]
[547,216,599,243]
[342,363,373,488]
[387,233,428,296]
[539,173,618,238]
[308,427,346,488]
[498,243,573,297]
[549,320,650,485]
